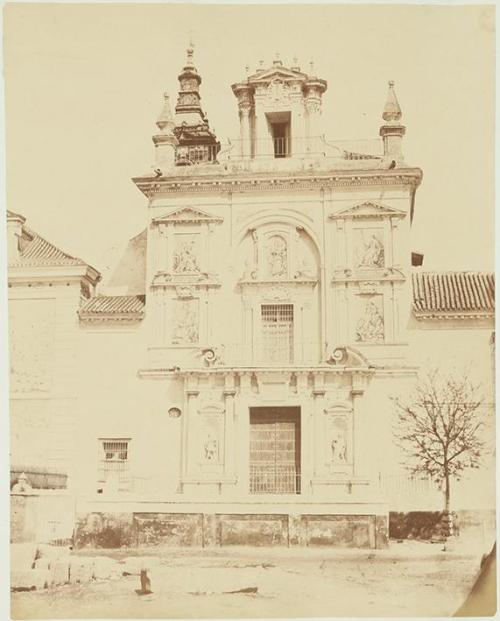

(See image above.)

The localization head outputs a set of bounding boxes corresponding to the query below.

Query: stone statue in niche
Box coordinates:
[357,232,384,268]
[268,236,287,278]
[171,300,199,344]
[173,240,200,274]
[204,433,218,462]
[355,299,384,343]
[331,431,347,464]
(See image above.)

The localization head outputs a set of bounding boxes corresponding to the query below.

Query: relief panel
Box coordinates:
[354,228,385,269]
[266,235,288,279]
[172,233,201,274]
[171,299,199,345]
[355,295,384,343]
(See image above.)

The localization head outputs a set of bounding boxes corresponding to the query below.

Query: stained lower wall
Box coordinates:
[74,511,388,549]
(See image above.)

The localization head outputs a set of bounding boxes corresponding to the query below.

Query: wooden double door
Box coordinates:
[249,407,301,494]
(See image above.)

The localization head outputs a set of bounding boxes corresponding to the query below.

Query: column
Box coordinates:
[223,373,237,476]
[304,97,321,154]
[312,373,326,478]
[239,106,252,158]
[207,222,215,274]
[182,375,199,482]
[296,373,311,496]
[351,373,367,479]
[239,373,253,495]
[163,224,171,273]
[253,101,269,158]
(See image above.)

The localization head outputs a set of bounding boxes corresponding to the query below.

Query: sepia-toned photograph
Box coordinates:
[3,3,496,619]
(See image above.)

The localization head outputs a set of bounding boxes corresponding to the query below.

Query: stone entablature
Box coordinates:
[133,167,423,197]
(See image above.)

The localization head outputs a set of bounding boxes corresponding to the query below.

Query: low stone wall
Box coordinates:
[75,512,388,549]
[389,510,495,541]
[389,511,444,541]
[10,543,125,592]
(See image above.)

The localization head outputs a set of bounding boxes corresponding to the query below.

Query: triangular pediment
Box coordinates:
[153,207,223,225]
[329,201,406,220]
[248,67,307,84]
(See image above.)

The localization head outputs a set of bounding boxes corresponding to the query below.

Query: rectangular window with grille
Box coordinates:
[98,438,131,492]
[261,304,294,364]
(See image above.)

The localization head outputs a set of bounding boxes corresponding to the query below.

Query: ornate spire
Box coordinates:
[156,92,174,133]
[382,80,402,123]
[175,43,204,121]
[172,44,219,165]
[380,80,405,162]
[152,91,177,168]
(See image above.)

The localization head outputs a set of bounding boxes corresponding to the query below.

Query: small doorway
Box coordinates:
[267,111,291,158]
[249,407,301,494]
[271,123,289,158]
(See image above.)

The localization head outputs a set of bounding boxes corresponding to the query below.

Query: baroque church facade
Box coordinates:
[8,48,495,548]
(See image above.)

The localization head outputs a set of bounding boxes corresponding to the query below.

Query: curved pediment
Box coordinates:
[329,201,406,220]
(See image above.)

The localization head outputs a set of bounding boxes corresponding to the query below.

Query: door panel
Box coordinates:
[249,407,300,494]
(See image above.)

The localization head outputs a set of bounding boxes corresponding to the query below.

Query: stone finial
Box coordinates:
[273,53,282,67]
[382,80,402,123]
[156,92,175,132]
[186,40,195,68]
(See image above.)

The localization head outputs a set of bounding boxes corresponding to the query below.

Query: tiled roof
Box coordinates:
[16,229,87,267]
[7,209,25,221]
[79,294,145,321]
[7,210,98,275]
[412,272,494,317]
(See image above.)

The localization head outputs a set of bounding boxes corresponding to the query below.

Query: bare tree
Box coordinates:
[393,368,487,513]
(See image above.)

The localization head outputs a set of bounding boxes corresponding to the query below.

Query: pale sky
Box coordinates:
[3,3,495,277]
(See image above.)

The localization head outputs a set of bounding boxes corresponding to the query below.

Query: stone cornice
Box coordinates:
[413,310,495,321]
[8,264,101,287]
[137,365,418,379]
[238,277,318,287]
[331,267,406,284]
[151,272,221,289]
[132,167,423,197]
[78,313,144,324]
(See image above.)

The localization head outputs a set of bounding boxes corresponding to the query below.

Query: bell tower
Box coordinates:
[231,57,327,159]
[172,44,220,165]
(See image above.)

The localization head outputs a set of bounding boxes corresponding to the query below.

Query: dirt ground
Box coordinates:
[11,540,490,619]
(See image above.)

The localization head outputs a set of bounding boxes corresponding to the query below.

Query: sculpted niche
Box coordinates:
[355,230,385,269]
[355,298,384,343]
[237,221,318,284]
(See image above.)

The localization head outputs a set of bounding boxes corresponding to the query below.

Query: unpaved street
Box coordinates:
[11,542,485,619]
